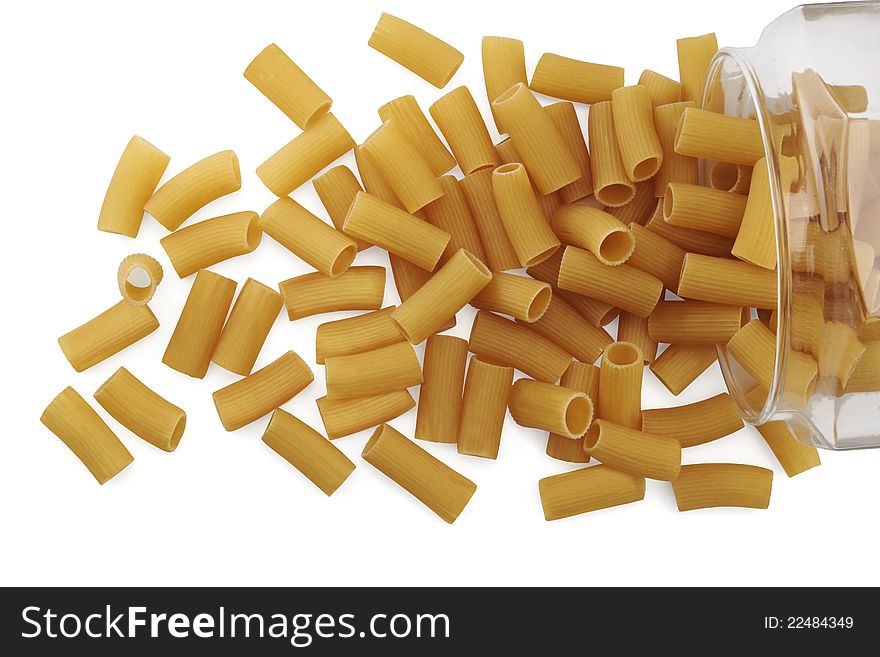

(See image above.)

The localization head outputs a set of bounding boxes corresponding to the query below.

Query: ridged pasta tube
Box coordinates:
[160,211,261,278]
[508,379,593,439]
[539,464,645,520]
[117,253,164,305]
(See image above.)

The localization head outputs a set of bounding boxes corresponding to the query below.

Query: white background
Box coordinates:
[1,0,878,587]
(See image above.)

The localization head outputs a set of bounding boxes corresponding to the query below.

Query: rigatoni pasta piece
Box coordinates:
[491,83,581,195]
[550,204,634,266]
[754,420,821,477]
[243,43,331,128]
[59,300,159,372]
[279,266,385,321]
[649,344,717,395]
[117,253,163,305]
[469,311,571,383]
[423,175,487,264]
[521,294,613,365]
[544,102,593,203]
[494,138,561,219]
[388,257,456,333]
[325,341,422,400]
[558,246,663,317]
[710,161,752,194]
[584,420,681,481]
[817,321,866,391]
[258,112,355,197]
[315,307,404,364]
[354,143,403,207]
[637,70,681,106]
[604,180,657,226]
[144,150,241,231]
[360,120,444,214]
[317,390,415,440]
[672,463,773,511]
[481,36,527,132]
[260,197,356,278]
[530,53,624,104]
[546,362,598,463]
[460,168,520,271]
[617,312,658,363]
[213,351,313,431]
[415,335,468,444]
[430,86,499,174]
[674,108,764,166]
[160,211,261,278]
[457,358,513,459]
[648,300,742,345]
[492,163,561,266]
[676,33,717,103]
[94,367,186,452]
[678,253,777,309]
[378,95,455,175]
[645,202,734,256]
[508,379,593,439]
[627,224,686,293]
[262,410,354,496]
[845,341,880,393]
[598,342,643,429]
[641,393,744,448]
[470,272,551,322]
[40,387,134,485]
[211,278,283,375]
[653,101,698,197]
[611,85,663,182]
[539,464,646,520]
[98,136,170,237]
[589,101,636,207]
[312,166,370,251]
[663,182,747,238]
[368,12,463,88]
[391,249,491,344]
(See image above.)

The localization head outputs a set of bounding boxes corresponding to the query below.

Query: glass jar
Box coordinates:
[708,2,880,449]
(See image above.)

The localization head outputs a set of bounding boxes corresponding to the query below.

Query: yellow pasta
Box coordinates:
[469,310,572,382]
[162,270,236,378]
[261,197,356,278]
[430,86,499,174]
[94,367,186,452]
[605,180,657,226]
[160,211,262,278]
[674,108,764,166]
[584,420,681,481]
[676,33,717,103]
[279,266,385,321]
[391,249,491,344]
[522,294,613,365]
[645,203,734,257]
[551,204,635,266]
[612,85,663,182]
[558,246,663,317]
[213,350,313,431]
[637,69,681,106]
[368,12,463,88]
[262,409,355,496]
[653,101,698,196]
[754,420,821,477]
[98,135,170,237]
[494,138,562,220]
[58,300,159,372]
[710,161,752,194]
[546,362,598,464]
[243,43,332,128]
[423,175,487,264]
[627,224,686,293]
[641,393,744,448]
[415,335,468,444]
[344,192,449,271]
[212,278,283,376]
[315,307,404,365]
[530,53,624,104]
[460,168,520,271]
[818,321,866,391]
[678,253,777,309]
[470,272,551,322]
[538,464,646,520]
[325,341,422,400]
[544,102,594,203]
[845,341,880,393]
[648,300,743,345]
[144,150,241,231]
[663,182,747,238]
[316,390,416,440]
[617,312,658,363]
[481,36,527,132]
[116,253,163,305]
[672,463,773,511]
[491,83,581,195]
[649,344,718,395]
[312,166,370,251]
[360,121,444,214]
[354,143,403,208]
[378,95,455,175]
[387,256,455,333]
[598,342,643,429]
[588,101,636,207]
[40,387,134,485]
[508,379,593,439]
[457,358,514,459]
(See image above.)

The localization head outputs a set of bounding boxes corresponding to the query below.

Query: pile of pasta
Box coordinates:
[41,12,837,523]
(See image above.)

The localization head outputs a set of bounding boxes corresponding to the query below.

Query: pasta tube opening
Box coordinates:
[117,254,163,305]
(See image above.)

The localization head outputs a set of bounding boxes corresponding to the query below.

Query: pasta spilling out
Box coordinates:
[50,15,860,523]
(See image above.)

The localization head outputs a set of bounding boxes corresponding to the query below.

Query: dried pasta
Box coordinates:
[676,33,717,103]
[460,168,520,271]
[678,253,778,309]
[544,102,593,203]
[597,342,643,429]
[710,162,752,194]
[845,341,880,393]
[627,223,686,293]
[674,108,764,166]
[612,85,663,182]
[415,335,468,444]
[324,341,422,400]
[605,180,658,226]
[508,379,593,439]
[160,211,261,278]
[648,300,743,345]
[641,393,744,448]
[312,166,370,251]
[377,95,455,175]
[430,86,499,174]
[521,294,613,365]
[637,70,681,106]
[546,362,598,464]
[457,358,514,459]
[617,312,658,363]
[649,344,717,395]
[530,53,624,104]
[588,101,636,206]
[317,390,415,440]
[663,182,747,238]
[315,307,404,364]
[212,278,283,375]
[279,266,385,320]
[645,202,734,257]
[653,101,698,197]
[481,36,527,132]
[539,464,645,520]
[550,204,634,266]
[423,175,487,264]
[584,420,681,481]
[672,463,773,511]
[754,420,821,477]
[117,253,163,305]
